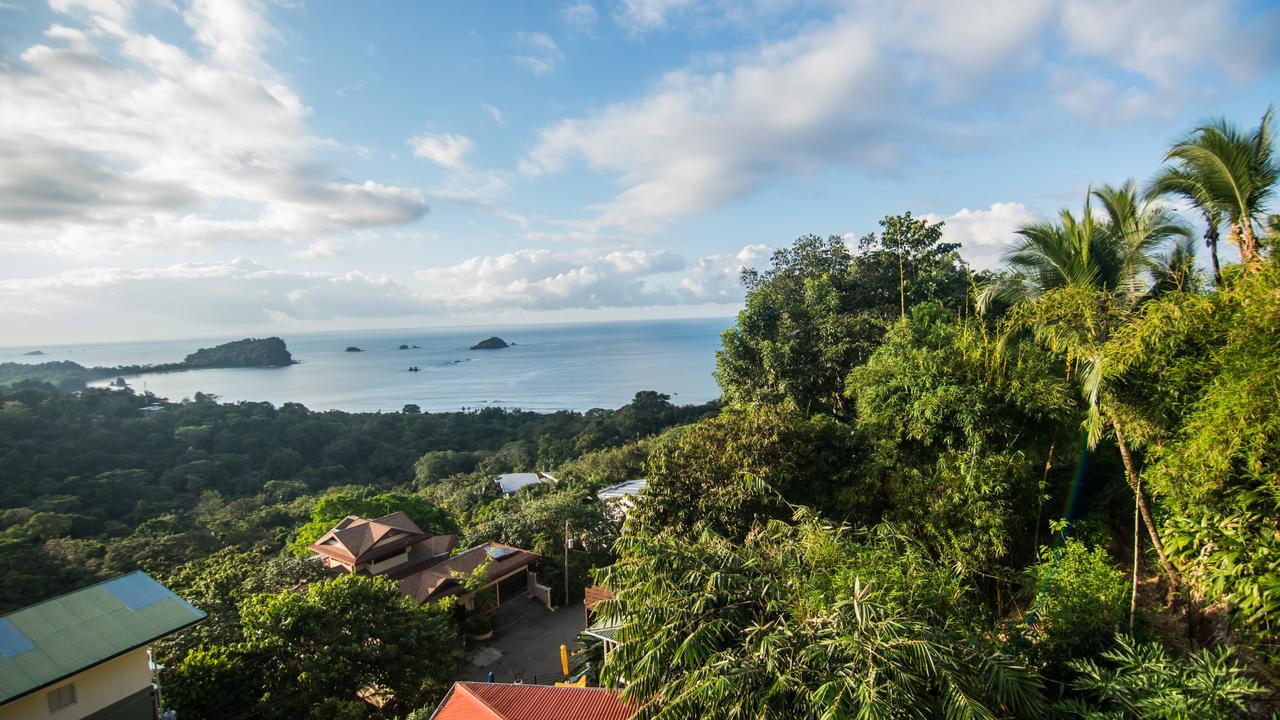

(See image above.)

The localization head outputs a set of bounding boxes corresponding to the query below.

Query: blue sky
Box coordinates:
[1,0,1277,344]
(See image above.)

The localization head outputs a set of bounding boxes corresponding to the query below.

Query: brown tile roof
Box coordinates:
[399,543,540,603]
[308,512,429,565]
[430,682,636,720]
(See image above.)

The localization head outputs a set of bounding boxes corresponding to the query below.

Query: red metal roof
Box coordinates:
[431,682,636,720]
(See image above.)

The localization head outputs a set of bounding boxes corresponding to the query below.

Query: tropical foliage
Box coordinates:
[628,402,867,539]
[1057,635,1265,719]
[1019,540,1130,668]
[0,387,711,612]
[599,107,1278,718]
[716,214,970,416]
[1149,107,1276,267]
[3,109,1278,718]
[287,490,456,556]
[164,573,457,719]
[597,515,1044,719]
[849,307,1074,573]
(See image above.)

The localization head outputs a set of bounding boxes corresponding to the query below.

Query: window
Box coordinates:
[47,683,76,712]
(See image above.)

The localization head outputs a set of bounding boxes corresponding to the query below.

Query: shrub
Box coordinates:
[1021,538,1129,666]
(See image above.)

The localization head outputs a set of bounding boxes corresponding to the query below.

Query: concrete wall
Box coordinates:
[528,571,553,610]
[0,648,154,720]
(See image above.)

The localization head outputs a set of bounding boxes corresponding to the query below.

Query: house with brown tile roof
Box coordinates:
[400,543,540,608]
[308,511,454,576]
[429,682,636,720]
[307,514,544,609]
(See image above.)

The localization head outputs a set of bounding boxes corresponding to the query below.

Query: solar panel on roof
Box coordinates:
[486,545,518,561]
[103,574,173,611]
[0,572,205,705]
[0,618,34,659]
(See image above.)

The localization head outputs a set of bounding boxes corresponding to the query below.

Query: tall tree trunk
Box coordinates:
[1232,221,1261,267]
[897,252,906,320]
[1034,442,1055,551]
[1130,484,1140,634]
[1205,222,1222,288]
[1112,422,1181,593]
[1240,221,1260,267]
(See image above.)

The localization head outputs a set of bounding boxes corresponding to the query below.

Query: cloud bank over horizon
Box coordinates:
[0,244,771,344]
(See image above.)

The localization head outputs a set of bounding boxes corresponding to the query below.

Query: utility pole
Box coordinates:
[563,520,571,608]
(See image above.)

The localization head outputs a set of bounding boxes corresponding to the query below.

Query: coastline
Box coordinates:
[52,317,733,413]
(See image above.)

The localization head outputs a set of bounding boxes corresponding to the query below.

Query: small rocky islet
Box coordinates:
[469,336,509,350]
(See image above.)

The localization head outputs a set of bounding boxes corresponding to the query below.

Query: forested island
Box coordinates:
[1,111,1277,718]
[181,337,294,368]
[0,337,294,391]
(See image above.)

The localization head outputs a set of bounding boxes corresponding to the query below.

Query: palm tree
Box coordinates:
[979,185,1190,592]
[1092,181,1192,297]
[977,197,1108,312]
[1148,107,1277,269]
[1146,167,1226,285]
[978,183,1190,312]
[1148,234,1202,296]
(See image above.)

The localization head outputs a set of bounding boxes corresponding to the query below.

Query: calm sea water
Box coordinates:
[3,318,733,413]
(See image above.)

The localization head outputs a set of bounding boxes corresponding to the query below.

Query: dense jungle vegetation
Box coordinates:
[0,383,709,717]
[598,108,1280,719]
[1,109,1277,718]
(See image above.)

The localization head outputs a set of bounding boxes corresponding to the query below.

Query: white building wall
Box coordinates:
[0,647,154,720]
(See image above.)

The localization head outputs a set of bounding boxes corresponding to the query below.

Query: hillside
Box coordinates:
[0,337,295,390]
[182,337,294,368]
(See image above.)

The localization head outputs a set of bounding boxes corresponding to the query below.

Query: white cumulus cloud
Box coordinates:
[520,0,1272,233]
[521,16,892,233]
[678,243,774,301]
[415,245,765,310]
[408,132,475,170]
[482,102,506,126]
[1057,0,1259,90]
[1,244,770,342]
[0,0,428,256]
[923,202,1039,270]
[613,0,696,33]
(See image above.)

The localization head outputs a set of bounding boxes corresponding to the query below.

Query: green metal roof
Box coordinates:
[0,571,204,704]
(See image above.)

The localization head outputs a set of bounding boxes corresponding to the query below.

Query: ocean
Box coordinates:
[3,318,734,413]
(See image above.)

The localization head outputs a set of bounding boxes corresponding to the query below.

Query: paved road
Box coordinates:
[460,599,586,684]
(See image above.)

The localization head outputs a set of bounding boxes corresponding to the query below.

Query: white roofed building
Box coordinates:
[597,479,647,518]
[494,472,556,497]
